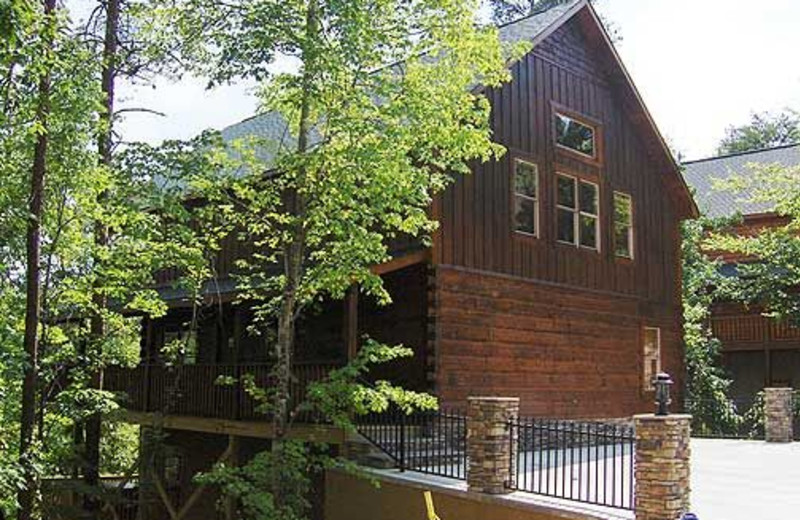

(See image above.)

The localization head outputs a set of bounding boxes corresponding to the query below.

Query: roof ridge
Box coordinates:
[494,0,583,30]
[683,142,800,166]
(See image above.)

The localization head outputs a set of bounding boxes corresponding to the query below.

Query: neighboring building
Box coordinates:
[683,143,800,402]
[105,0,696,517]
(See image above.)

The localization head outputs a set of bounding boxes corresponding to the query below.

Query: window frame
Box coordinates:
[642,326,662,392]
[613,191,635,260]
[512,157,540,238]
[551,105,603,165]
[555,173,601,252]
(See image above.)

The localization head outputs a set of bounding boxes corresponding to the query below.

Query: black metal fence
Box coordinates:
[507,417,635,510]
[356,408,467,480]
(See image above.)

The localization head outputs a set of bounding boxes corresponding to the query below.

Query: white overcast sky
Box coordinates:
[71,0,800,161]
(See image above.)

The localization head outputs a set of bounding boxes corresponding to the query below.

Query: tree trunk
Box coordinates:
[17,1,56,518]
[271,0,317,510]
[82,0,119,515]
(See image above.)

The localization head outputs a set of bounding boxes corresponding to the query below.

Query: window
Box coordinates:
[614,192,634,258]
[643,327,661,391]
[555,112,596,158]
[556,174,599,250]
[513,159,539,236]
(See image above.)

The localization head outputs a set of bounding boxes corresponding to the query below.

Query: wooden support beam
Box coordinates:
[370,250,429,276]
[153,473,179,520]
[344,285,359,362]
[114,411,347,444]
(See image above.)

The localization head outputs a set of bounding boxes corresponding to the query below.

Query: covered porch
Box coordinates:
[105,261,431,424]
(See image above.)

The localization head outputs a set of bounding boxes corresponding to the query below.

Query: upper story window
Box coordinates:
[643,327,661,391]
[556,174,599,251]
[513,159,539,236]
[555,112,596,158]
[614,192,634,259]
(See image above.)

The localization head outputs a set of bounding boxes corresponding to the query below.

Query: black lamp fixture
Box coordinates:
[653,372,674,416]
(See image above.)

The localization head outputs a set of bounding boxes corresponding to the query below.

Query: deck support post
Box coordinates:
[344,285,358,361]
[465,396,519,495]
[765,387,793,443]
[633,414,691,520]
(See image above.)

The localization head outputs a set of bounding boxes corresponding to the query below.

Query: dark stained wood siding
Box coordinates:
[434,17,682,309]
[433,266,684,418]
[431,17,686,418]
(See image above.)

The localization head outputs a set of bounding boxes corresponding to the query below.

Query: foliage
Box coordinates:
[681,218,741,435]
[705,162,800,326]
[0,0,208,516]
[196,441,314,520]
[487,0,621,43]
[716,109,800,156]
[137,0,527,516]
[304,339,438,429]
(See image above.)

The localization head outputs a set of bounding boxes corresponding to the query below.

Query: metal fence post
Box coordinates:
[399,411,406,472]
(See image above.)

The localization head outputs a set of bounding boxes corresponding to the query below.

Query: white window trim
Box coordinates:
[555,112,598,160]
[556,173,600,252]
[614,191,634,259]
[643,326,662,391]
[513,158,540,238]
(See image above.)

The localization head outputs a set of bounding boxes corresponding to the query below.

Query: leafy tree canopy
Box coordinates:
[716,109,800,156]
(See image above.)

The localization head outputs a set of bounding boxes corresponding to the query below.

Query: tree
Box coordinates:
[716,109,800,156]
[681,218,740,435]
[706,162,800,326]
[488,0,621,42]
[17,2,57,517]
[489,0,566,24]
[136,0,526,515]
[0,1,193,516]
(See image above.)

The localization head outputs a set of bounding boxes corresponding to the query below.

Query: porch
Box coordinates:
[104,362,340,422]
[108,262,430,426]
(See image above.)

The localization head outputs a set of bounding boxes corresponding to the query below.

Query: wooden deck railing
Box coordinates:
[104,362,342,422]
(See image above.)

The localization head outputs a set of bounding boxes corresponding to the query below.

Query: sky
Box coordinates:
[82,0,800,162]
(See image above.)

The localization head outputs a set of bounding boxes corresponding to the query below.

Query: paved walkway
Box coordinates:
[692,438,800,520]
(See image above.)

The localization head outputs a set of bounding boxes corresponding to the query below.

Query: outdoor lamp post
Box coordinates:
[654,372,673,416]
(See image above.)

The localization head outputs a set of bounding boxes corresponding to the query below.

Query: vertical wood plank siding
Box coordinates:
[431,18,684,418]
[435,19,681,307]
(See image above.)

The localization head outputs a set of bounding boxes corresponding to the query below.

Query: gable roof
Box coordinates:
[218,0,585,169]
[215,0,697,218]
[682,143,800,218]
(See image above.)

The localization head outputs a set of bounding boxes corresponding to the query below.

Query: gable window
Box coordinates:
[643,327,661,391]
[614,192,634,259]
[556,174,599,250]
[555,112,596,158]
[513,159,539,236]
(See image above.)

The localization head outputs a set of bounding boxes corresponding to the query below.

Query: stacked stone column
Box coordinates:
[466,397,519,495]
[633,414,691,520]
[765,387,794,443]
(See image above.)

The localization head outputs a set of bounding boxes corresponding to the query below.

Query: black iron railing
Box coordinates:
[507,417,635,510]
[356,408,467,480]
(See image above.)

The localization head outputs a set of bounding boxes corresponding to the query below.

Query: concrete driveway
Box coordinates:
[692,438,800,520]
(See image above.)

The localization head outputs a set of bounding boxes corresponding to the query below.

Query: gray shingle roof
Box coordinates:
[217,0,584,166]
[682,144,800,218]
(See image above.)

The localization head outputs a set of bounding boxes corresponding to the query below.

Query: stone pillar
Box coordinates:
[765,387,794,443]
[466,396,519,495]
[633,414,691,520]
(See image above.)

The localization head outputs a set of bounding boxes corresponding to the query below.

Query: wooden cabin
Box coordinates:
[106,1,696,516]
[684,143,800,403]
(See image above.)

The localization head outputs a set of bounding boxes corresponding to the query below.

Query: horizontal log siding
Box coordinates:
[433,266,683,419]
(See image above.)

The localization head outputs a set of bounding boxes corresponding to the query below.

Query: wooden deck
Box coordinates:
[104,362,340,422]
